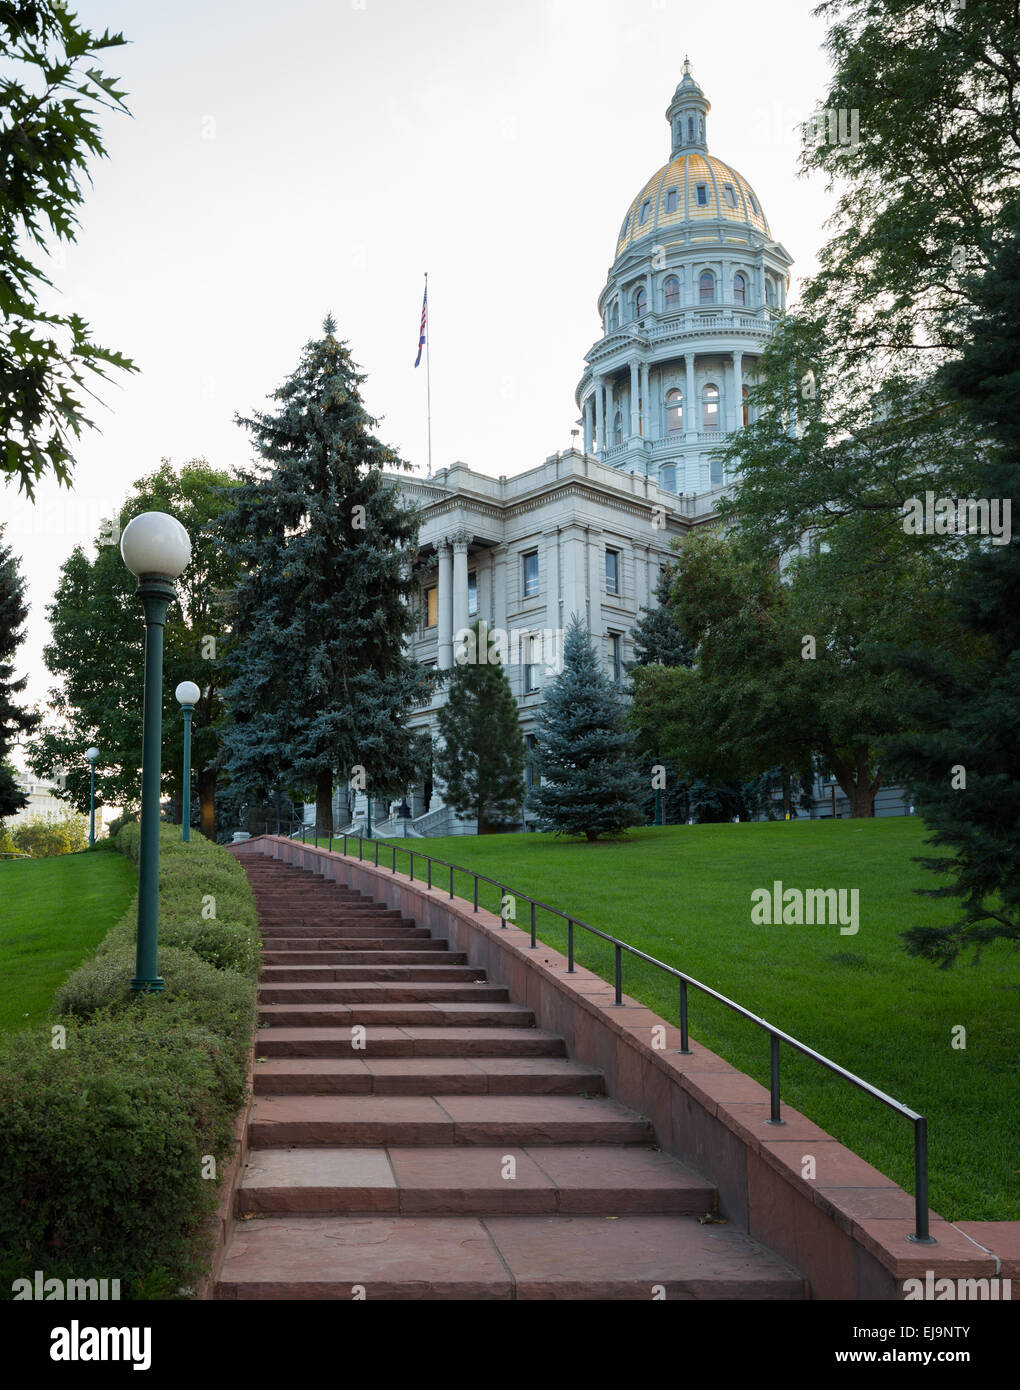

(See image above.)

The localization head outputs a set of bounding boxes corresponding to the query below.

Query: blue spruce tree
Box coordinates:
[530,615,645,840]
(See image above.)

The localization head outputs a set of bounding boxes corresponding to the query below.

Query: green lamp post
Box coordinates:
[121,511,192,994]
[175,681,200,842]
[85,745,100,847]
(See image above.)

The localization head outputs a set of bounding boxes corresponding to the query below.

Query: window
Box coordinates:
[426,586,438,628]
[722,184,737,209]
[660,464,676,493]
[742,384,750,427]
[748,191,758,214]
[524,634,542,693]
[609,302,620,330]
[695,184,708,206]
[766,276,778,308]
[467,570,478,617]
[634,287,647,318]
[638,197,652,225]
[605,548,620,595]
[733,272,746,305]
[699,270,716,304]
[687,116,694,142]
[608,633,622,686]
[522,550,539,598]
[524,734,538,789]
[612,410,623,445]
[663,275,680,310]
[620,211,630,239]
[702,383,719,430]
[711,456,723,486]
[665,187,679,214]
[665,388,683,434]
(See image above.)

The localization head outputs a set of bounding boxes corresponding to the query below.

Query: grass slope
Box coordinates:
[0,851,136,1034]
[353,820,1018,1222]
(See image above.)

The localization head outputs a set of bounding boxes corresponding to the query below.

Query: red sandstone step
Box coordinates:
[252,1056,604,1096]
[258,982,507,1004]
[215,1213,805,1300]
[258,1002,535,1028]
[260,926,427,940]
[255,1026,567,1059]
[260,964,484,983]
[246,1094,654,1147]
[237,1144,715,1216]
[261,950,464,967]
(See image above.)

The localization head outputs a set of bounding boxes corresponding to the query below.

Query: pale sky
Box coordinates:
[5,0,839,711]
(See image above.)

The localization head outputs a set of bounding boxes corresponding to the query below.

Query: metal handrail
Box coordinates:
[287,822,935,1245]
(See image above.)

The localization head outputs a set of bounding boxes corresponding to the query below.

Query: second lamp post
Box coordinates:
[175,681,200,842]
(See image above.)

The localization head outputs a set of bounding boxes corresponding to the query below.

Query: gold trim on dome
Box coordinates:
[616,152,769,257]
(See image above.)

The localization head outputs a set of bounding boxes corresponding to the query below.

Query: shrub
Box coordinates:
[10,811,88,857]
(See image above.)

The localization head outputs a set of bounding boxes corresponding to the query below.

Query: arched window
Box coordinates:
[702,383,719,430]
[609,302,620,330]
[663,275,680,311]
[661,464,677,493]
[638,197,652,225]
[687,116,694,141]
[765,276,778,308]
[742,384,750,427]
[733,272,746,304]
[620,211,630,239]
[699,270,716,304]
[634,287,647,318]
[612,411,623,446]
[665,388,683,434]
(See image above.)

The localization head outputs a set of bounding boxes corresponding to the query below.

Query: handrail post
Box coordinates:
[530,900,536,949]
[614,943,622,1004]
[908,1116,936,1244]
[358,836,363,861]
[392,844,397,874]
[678,978,692,1054]
[427,857,432,889]
[410,851,414,882]
[767,1033,784,1125]
[449,864,454,900]
[499,888,507,929]
[473,876,478,913]
[343,833,347,856]
[567,919,574,973]
[375,839,379,867]
[328,831,332,854]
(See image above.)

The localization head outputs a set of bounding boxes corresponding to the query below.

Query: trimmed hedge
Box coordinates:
[0,825,260,1299]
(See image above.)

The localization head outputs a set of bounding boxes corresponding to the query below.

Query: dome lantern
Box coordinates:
[666,57,710,156]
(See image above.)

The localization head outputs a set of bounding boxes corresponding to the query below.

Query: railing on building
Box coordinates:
[268,823,935,1248]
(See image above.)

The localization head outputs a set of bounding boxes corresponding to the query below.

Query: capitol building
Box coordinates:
[338,66,900,836]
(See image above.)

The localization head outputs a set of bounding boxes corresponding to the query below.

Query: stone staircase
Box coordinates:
[215,854,806,1299]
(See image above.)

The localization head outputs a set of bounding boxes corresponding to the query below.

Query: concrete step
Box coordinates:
[258,1002,535,1028]
[258,982,507,1005]
[261,950,462,967]
[260,925,428,940]
[216,1213,806,1300]
[246,1094,654,1147]
[252,1056,604,1096]
[237,1144,714,1216]
[255,1026,568,1059]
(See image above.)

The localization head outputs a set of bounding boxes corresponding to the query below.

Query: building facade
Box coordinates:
[332,66,905,835]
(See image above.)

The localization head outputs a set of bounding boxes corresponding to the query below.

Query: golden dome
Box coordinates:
[615,152,769,257]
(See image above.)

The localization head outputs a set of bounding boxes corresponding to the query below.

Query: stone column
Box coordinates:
[493,543,508,633]
[605,379,615,447]
[684,353,696,438]
[452,532,469,657]
[437,539,452,670]
[629,359,641,438]
[560,523,587,631]
[640,362,651,439]
[543,527,560,643]
[587,527,602,639]
[595,377,606,456]
[583,395,595,454]
[731,350,743,431]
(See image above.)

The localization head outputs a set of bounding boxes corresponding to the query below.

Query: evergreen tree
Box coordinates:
[886,203,1020,964]
[628,567,693,669]
[218,317,431,834]
[0,527,40,816]
[530,615,644,841]
[433,621,526,833]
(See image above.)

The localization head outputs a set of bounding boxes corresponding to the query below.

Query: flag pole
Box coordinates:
[424,270,432,479]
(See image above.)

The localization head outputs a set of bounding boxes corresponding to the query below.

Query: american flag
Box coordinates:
[414,281,427,367]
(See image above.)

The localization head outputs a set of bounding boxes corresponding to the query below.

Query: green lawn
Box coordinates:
[0,850,136,1033]
[333,820,1019,1222]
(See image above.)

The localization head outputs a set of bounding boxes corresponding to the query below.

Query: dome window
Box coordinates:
[634,287,647,318]
[663,275,680,310]
[722,184,737,209]
[702,383,719,430]
[699,270,716,304]
[620,210,630,239]
[665,187,679,213]
[665,389,683,434]
[733,272,746,305]
[695,184,708,206]
[748,191,758,214]
[638,197,652,225]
